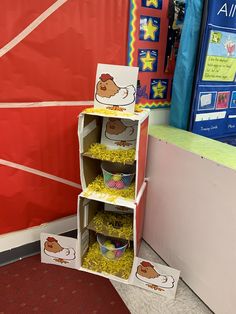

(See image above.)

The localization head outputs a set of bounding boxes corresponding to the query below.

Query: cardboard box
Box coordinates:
[41,109,180,298]
[41,181,180,299]
[78,109,149,200]
[78,181,147,270]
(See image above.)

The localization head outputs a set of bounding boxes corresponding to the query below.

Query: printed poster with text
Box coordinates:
[203,30,236,82]
[190,0,236,141]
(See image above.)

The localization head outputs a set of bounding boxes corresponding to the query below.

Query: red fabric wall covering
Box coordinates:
[0,164,81,235]
[0,0,129,102]
[0,0,56,48]
[0,105,91,235]
[0,106,89,183]
[0,0,129,234]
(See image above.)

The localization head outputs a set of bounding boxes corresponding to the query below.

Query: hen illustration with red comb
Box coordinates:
[95,73,136,111]
[136,260,175,291]
[44,237,76,264]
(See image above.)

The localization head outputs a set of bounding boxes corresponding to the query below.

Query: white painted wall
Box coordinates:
[149,109,170,125]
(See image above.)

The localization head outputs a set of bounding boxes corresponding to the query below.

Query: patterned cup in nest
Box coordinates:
[101,161,135,190]
[97,234,128,260]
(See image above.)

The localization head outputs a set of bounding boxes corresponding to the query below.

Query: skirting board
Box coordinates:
[143,134,236,314]
[0,229,77,267]
[0,215,77,254]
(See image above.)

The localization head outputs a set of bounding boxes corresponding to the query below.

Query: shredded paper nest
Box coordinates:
[88,211,133,240]
[87,143,135,164]
[83,176,135,202]
[83,108,134,117]
[82,242,134,279]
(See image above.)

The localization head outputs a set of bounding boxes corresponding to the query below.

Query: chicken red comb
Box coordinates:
[46,237,58,243]
[100,73,113,82]
[141,261,154,268]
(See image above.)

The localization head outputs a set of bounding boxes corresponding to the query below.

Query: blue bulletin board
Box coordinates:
[189,0,236,141]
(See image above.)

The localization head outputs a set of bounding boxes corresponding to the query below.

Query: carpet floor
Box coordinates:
[0,255,130,314]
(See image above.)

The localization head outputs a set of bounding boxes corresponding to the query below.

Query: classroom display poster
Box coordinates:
[190,0,236,141]
[203,30,236,82]
[192,85,236,138]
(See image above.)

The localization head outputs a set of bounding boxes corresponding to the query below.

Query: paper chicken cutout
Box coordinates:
[104,118,137,147]
[101,117,137,149]
[95,73,136,111]
[94,64,139,113]
[44,236,76,264]
[135,261,175,292]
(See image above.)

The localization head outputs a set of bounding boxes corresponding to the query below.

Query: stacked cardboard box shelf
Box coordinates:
[40,106,180,295]
[41,65,180,297]
[77,109,149,281]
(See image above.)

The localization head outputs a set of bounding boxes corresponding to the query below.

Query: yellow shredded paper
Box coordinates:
[83,108,133,117]
[84,176,135,202]
[90,211,133,240]
[88,143,135,164]
[82,242,134,279]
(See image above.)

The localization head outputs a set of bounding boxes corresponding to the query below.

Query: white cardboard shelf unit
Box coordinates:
[76,109,149,281]
[78,110,149,199]
[40,109,180,299]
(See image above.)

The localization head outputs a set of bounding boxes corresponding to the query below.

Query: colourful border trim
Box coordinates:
[127,0,172,109]
[136,102,171,110]
[127,0,137,66]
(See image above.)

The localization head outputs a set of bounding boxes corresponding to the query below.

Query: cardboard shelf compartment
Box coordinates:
[81,240,134,281]
[78,197,135,280]
[79,113,138,156]
[81,156,136,194]
[79,110,149,200]
[87,210,133,241]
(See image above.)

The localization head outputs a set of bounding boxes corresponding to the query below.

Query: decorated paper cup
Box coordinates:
[97,234,128,260]
[101,161,135,190]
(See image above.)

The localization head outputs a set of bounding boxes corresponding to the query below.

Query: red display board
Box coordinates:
[0,0,129,102]
[0,0,129,235]
[0,105,90,234]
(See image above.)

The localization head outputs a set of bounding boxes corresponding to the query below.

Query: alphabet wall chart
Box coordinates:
[190,0,236,143]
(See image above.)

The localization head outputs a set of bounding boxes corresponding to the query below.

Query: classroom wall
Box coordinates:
[144,129,236,314]
[149,109,170,125]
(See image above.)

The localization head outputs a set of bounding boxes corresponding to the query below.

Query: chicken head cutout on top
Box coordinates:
[95,72,136,111]
[96,74,120,98]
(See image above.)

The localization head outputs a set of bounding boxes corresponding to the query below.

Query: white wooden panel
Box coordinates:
[144,136,236,314]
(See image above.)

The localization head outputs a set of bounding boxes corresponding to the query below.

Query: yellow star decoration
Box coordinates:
[140,51,156,71]
[152,81,166,98]
[143,18,158,41]
[146,0,158,8]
